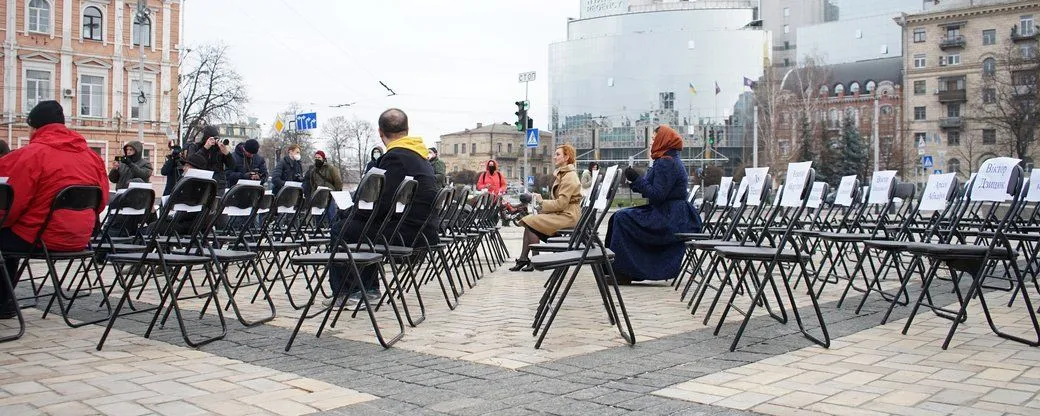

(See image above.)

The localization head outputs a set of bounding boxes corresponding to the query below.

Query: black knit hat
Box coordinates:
[27,100,65,128]
[201,125,220,139]
[243,139,260,154]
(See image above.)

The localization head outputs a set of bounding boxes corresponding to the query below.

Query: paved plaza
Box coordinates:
[2,226,1040,415]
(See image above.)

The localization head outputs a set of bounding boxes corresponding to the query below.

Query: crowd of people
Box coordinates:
[0,99,705,320]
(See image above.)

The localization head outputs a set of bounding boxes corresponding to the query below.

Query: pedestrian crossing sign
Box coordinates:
[526,129,539,148]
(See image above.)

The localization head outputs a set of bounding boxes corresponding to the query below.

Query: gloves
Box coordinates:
[624,167,641,183]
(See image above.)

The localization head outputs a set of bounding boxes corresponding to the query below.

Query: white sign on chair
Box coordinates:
[744,167,769,207]
[971,157,1021,202]
[806,182,826,209]
[184,169,214,180]
[1025,169,1040,203]
[919,173,956,212]
[718,177,733,207]
[594,165,619,211]
[834,175,857,207]
[780,162,812,207]
[867,171,898,204]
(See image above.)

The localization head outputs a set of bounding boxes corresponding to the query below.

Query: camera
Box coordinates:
[222,138,230,146]
[114,156,124,163]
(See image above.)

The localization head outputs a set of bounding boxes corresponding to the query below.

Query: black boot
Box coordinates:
[509,258,529,271]
[521,262,535,272]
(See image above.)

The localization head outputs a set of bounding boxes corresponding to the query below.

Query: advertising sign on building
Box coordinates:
[580,0,629,19]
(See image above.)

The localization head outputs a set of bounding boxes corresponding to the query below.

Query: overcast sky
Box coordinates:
[183,0,579,147]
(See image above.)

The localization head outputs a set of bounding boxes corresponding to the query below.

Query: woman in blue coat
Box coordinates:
[607,125,702,284]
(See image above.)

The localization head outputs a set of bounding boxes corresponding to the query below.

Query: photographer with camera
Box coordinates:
[107,140,152,189]
[160,141,183,196]
[272,144,304,195]
[185,125,235,191]
[227,139,268,187]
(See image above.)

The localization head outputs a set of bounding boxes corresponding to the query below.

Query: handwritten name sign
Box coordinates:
[834,175,857,206]
[971,157,1021,202]
[919,173,955,211]
[744,167,769,207]
[868,171,898,204]
[781,162,813,207]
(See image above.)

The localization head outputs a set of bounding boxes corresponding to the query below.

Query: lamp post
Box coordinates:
[135,1,150,146]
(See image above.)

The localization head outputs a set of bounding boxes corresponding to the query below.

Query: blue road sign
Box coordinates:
[922,155,934,168]
[526,128,540,148]
[933,169,943,174]
[527,175,535,186]
[295,112,318,130]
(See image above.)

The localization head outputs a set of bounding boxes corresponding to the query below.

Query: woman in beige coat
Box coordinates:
[510,144,582,272]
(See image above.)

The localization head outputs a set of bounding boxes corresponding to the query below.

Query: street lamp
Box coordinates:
[135,1,150,146]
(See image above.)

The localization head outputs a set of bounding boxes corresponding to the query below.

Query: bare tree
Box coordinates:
[347,118,378,179]
[178,44,248,145]
[322,116,352,169]
[952,133,987,177]
[755,54,832,171]
[258,102,317,170]
[970,33,1039,163]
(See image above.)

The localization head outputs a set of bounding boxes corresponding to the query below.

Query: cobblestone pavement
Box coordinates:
[2,226,1039,415]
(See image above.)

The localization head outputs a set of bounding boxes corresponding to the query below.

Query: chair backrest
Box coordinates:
[328,170,384,254]
[30,185,104,250]
[149,176,219,251]
[367,177,418,249]
[208,182,265,249]
[409,186,453,247]
[97,186,155,245]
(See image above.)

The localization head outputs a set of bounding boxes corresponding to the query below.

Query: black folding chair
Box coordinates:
[0,183,25,342]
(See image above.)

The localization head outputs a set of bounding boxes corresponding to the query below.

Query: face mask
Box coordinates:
[315,159,325,167]
[291,153,301,161]
[488,165,496,173]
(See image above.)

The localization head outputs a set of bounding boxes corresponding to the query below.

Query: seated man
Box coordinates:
[0,101,109,319]
[325,108,440,308]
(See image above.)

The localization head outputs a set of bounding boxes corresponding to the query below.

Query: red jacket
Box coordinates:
[477,160,507,195]
[0,124,109,250]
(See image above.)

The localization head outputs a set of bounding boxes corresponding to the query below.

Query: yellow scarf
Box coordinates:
[385,136,428,159]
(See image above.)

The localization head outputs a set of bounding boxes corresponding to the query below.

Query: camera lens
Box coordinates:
[222,139,230,146]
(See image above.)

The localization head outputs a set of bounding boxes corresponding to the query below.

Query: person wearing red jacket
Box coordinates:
[0,100,109,319]
[477,159,507,195]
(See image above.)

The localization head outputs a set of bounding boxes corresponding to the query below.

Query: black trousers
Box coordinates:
[0,229,34,313]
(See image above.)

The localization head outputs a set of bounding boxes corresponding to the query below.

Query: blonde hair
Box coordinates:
[287,144,301,153]
[557,144,576,165]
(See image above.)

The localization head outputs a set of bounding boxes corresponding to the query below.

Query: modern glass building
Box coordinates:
[549,0,770,171]
[796,0,934,64]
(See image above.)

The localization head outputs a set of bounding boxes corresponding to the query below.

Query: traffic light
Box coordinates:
[514,100,528,132]
[527,117,534,131]
[708,129,715,146]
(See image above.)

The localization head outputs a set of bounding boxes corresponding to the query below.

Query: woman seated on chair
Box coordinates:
[606,125,701,285]
[510,144,582,272]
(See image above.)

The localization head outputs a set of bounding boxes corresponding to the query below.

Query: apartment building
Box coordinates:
[1,0,181,172]
[899,0,1039,178]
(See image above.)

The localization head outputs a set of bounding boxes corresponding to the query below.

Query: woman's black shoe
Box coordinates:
[509,259,530,271]
[521,263,535,272]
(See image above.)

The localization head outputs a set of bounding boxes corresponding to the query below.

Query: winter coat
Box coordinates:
[0,123,109,250]
[184,140,235,191]
[305,163,343,196]
[108,140,152,189]
[606,150,702,281]
[477,160,507,195]
[160,155,182,196]
[351,137,440,246]
[580,169,598,198]
[430,157,446,187]
[271,156,304,195]
[519,164,580,236]
[226,146,269,187]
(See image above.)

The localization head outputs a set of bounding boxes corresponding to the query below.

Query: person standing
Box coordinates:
[305,150,343,195]
[365,146,383,173]
[606,125,702,284]
[510,145,582,272]
[107,141,152,190]
[185,125,235,191]
[325,108,441,308]
[272,144,305,195]
[428,147,446,188]
[580,161,599,198]
[226,139,268,187]
[477,159,507,195]
[0,100,109,319]
[160,144,183,196]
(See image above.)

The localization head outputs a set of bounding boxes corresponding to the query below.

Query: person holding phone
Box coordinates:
[184,125,235,191]
[107,140,152,189]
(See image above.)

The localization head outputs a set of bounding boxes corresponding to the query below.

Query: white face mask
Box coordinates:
[291,153,301,161]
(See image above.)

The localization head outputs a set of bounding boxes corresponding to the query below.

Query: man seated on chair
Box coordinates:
[0,100,109,319]
[324,108,440,309]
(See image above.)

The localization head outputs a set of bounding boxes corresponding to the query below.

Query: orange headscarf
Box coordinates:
[650,125,683,160]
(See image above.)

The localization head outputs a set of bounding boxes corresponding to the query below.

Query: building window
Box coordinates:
[1022,44,1038,59]
[659,92,675,110]
[866,80,876,93]
[783,25,790,34]
[542,167,548,175]
[460,143,465,154]
[783,7,790,17]
[1023,15,1036,37]
[915,132,927,147]
[982,29,996,45]
[914,106,926,120]
[947,103,960,118]
[79,74,104,117]
[471,143,476,154]
[983,58,996,76]
[784,41,790,50]
[945,26,960,40]
[913,28,926,43]
[833,83,844,96]
[914,80,926,95]
[28,0,51,34]
[948,158,961,175]
[983,129,996,145]
[507,143,513,153]
[24,69,52,111]
[497,143,502,154]
[849,82,860,94]
[828,108,840,128]
[130,80,152,120]
[453,143,458,154]
[983,87,996,104]
[914,54,926,68]
[82,6,103,41]
[132,14,151,47]
[881,105,893,115]
[506,167,512,178]
[784,58,790,67]
[819,85,829,96]
[946,54,960,65]
[947,131,960,146]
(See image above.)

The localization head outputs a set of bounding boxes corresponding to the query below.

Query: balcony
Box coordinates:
[1013,84,1037,98]
[937,89,967,103]
[1012,25,1037,42]
[939,117,963,129]
[939,35,966,50]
